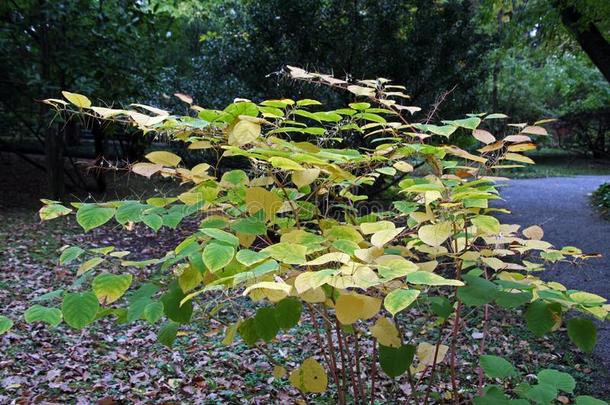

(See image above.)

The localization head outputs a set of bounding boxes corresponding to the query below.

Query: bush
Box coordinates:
[592,182,610,218]
[2,67,607,404]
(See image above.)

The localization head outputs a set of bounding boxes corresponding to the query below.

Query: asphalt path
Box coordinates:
[495,176,610,365]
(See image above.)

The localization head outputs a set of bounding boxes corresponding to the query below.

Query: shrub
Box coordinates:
[2,67,607,404]
[592,182,610,219]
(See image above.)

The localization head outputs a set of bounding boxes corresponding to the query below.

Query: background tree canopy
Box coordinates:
[0,0,608,195]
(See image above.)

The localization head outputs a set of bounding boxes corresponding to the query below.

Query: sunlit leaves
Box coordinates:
[418,222,453,246]
[39,203,72,220]
[145,151,182,167]
[228,120,261,146]
[92,273,133,305]
[203,242,235,272]
[59,246,84,265]
[289,357,328,393]
[292,168,320,188]
[76,204,115,232]
[471,215,500,235]
[407,271,464,287]
[245,187,282,221]
[62,91,91,108]
[335,293,381,324]
[384,288,420,316]
[0,316,13,335]
[262,242,307,265]
[370,317,401,348]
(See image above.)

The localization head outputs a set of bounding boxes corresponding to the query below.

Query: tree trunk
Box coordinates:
[45,125,64,199]
[555,0,610,83]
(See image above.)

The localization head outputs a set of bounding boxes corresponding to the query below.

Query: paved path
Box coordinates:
[495,176,610,364]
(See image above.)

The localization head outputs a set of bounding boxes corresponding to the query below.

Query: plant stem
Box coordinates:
[323,306,345,405]
[370,339,377,405]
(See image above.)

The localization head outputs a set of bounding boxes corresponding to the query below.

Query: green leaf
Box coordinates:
[235,249,271,266]
[575,396,608,405]
[59,246,85,265]
[203,242,235,272]
[62,292,99,329]
[141,213,163,231]
[567,317,597,353]
[458,274,499,306]
[76,204,116,232]
[480,355,516,379]
[0,316,13,335]
[161,282,193,323]
[39,203,72,220]
[92,273,133,304]
[471,215,500,235]
[200,228,240,246]
[24,305,62,327]
[238,318,259,346]
[115,201,147,224]
[525,301,560,337]
[158,322,179,348]
[442,117,481,130]
[379,344,415,378]
[262,242,308,265]
[143,302,164,324]
[413,123,457,137]
[495,291,532,309]
[407,271,464,286]
[384,289,420,316]
[525,384,557,404]
[274,298,302,330]
[221,170,249,187]
[77,257,104,276]
[231,215,267,235]
[62,91,91,108]
[429,296,453,319]
[254,307,280,342]
[537,369,575,393]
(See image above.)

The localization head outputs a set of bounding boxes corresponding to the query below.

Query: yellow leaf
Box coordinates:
[413,342,449,374]
[228,120,261,146]
[188,140,213,149]
[370,317,401,348]
[62,91,91,108]
[335,293,381,325]
[523,225,544,240]
[521,125,548,136]
[245,187,283,221]
[174,92,193,104]
[273,365,287,379]
[393,161,414,173]
[507,143,536,152]
[132,163,163,178]
[269,157,304,171]
[473,129,495,144]
[503,152,535,164]
[289,357,328,393]
[145,151,182,167]
[418,222,453,247]
[292,168,320,188]
[360,221,395,235]
[300,287,326,303]
[306,252,351,266]
[222,322,239,346]
[371,227,404,247]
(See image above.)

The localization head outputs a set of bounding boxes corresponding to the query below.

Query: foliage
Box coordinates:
[592,182,610,219]
[3,66,609,403]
